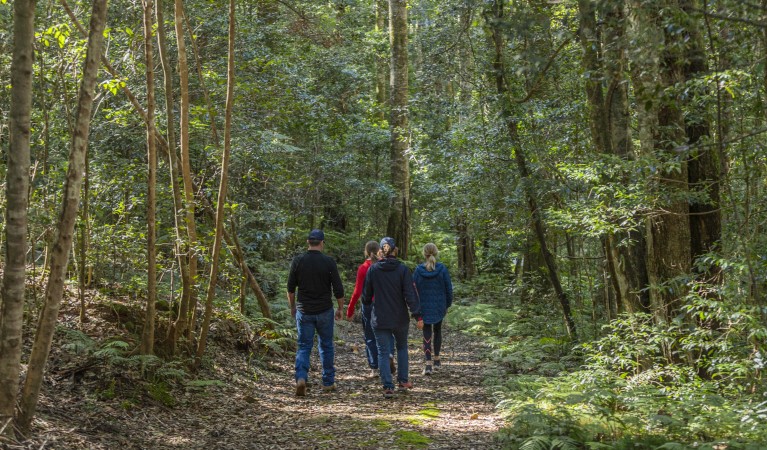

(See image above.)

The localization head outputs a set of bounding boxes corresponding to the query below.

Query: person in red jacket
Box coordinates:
[346,241,395,377]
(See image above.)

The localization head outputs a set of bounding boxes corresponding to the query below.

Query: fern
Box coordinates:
[551,436,580,450]
[520,436,552,450]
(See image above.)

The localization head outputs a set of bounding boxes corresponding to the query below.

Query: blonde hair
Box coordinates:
[364,241,380,261]
[423,243,439,271]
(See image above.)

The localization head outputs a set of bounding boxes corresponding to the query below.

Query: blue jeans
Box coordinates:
[373,325,409,390]
[295,308,335,386]
[361,303,394,369]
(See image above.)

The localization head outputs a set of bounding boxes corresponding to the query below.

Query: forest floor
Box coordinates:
[10,296,504,450]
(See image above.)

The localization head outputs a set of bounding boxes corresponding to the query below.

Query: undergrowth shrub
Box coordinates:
[449,279,767,448]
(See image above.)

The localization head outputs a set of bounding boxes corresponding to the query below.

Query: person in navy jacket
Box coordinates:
[412,243,453,375]
[363,237,423,398]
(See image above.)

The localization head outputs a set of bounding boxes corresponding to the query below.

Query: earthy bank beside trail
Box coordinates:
[16,304,504,449]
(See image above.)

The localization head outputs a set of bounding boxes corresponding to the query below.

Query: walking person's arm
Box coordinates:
[347,263,367,319]
[287,256,300,317]
[329,259,345,320]
[402,267,424,329]
[444,268,453,309]
[288,292,297,318]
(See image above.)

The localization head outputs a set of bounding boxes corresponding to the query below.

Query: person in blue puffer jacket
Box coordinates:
[412,243,453,375]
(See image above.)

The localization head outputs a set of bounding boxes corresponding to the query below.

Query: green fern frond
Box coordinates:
[520,436,552,450]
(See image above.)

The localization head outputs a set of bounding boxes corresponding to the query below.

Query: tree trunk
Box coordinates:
[487,0,577,340]
[375,0,388,122]
[78,145,90,323]
[16,0,107,432]
[386,0,411,258]
[156,0,191,353]
[680,0,721,279]
[196,0,236,368]
[603,1,650,313]
[628,0,691,322]
[0,0,35,436]
[141,0,158,356]
[455,215,476,280]
[578,0,649,313]
[174,0,199,343]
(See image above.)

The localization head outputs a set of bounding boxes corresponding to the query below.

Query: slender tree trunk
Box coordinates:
[375,0,388,122]
[0,0,36,436]
[456,215,476,280]
[141,0,158,355]
[487,0,577,340]
[386,0,411,258]
[224,221,273,323]
[78,146,90,323]
[196,0,236,367]
[156,0,191,351]
[174,0,199,342]
[603,1,650,312]
[16,0,108,432]
[184,12,220,148]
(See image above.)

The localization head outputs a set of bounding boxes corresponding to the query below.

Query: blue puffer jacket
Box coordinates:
[362,256,421,330]
[413,263,453,325]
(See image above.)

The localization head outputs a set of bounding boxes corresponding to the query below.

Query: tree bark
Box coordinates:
[386,0,411,258]
[680,0,721,279]
[17,0,108,432]
[456,215,476,280]
[174,0,199,342]
[628,0,691,321]
[578,0,649,313]
[155,0,191,352]
[0,0,36,436]
[196,0,236,367]
[487,0,577,340]
[375,0,388,122]
[141,0,158,356]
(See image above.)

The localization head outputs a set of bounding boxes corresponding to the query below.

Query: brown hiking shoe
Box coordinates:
[295,378,306,396]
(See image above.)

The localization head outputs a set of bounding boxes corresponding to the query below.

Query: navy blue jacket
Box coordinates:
[413,263,453,325]
[362,256,421,329]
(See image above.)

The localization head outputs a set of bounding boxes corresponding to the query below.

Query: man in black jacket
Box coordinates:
[287,229,345,396]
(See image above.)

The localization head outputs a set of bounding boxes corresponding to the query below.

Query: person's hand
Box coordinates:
[416,319,424,330]
[291,307,297,318]
[335,308,343,321]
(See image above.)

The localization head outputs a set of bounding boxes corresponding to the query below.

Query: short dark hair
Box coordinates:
[308,239,323,246]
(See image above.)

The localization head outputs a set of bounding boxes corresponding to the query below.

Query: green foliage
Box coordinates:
[146,382,175,407]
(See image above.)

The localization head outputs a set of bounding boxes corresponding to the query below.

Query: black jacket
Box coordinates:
[287,250,344,314]
[362,256,421,329]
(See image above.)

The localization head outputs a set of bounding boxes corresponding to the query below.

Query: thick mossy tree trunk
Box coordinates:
[486,0,577,340]
[679,0,721,279]
[628,0,691,322]
[0,0,35,436]
[386,0,411,258]
[17,0,108,432]
[141,0,158,356]
[577,0,649,313]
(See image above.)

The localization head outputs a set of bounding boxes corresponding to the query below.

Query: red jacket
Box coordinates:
[346,259,372,318]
